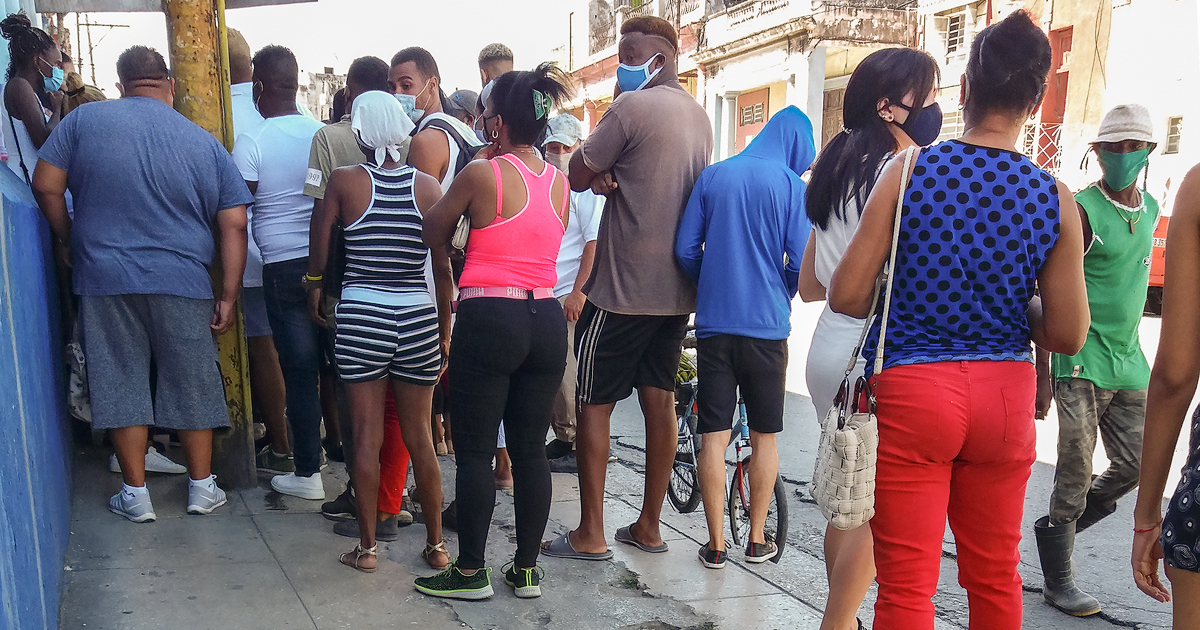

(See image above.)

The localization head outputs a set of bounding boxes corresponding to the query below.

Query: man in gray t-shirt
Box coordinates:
[543,16,713,561]
[34,46,252,523]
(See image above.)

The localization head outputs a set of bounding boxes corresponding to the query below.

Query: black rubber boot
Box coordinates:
[1074,490,1118,533]
[1034,516,1101,616]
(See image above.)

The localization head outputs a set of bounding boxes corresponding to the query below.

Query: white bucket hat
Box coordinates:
[1091,104,1156,145]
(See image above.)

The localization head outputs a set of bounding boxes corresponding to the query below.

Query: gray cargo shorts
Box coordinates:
[80,294,230,431]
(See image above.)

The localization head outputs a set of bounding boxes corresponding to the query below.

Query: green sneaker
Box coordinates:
[256,446,295,474]
[502,561,545,598]
[414,562,493,600]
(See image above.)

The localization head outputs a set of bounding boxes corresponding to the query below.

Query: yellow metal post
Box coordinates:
[163,0,255,489]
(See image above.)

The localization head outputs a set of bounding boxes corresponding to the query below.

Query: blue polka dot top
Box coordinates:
[863,140,1061,374]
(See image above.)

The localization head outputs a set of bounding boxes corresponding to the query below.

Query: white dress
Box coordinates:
[805,186,870,420]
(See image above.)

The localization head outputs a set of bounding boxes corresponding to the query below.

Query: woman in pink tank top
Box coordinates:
[419,63,573,600]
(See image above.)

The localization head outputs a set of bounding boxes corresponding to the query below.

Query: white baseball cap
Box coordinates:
[543,113,583,148]
[1091,104,1156,145]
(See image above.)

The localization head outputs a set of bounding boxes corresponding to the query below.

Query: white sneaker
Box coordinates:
[271,472,325,500]
[187,480,228,515]
[108,447,188,475]
[109,489,156,523]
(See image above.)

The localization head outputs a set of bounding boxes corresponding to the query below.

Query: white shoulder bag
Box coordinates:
[810,146,916,531]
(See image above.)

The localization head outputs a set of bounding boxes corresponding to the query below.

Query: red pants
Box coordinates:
[379,390,409,515]
[869,361,1036,630]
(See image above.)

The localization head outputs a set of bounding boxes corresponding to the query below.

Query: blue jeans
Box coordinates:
[263,257,323,476]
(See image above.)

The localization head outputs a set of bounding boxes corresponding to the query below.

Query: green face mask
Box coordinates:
[1097,148,1149,191]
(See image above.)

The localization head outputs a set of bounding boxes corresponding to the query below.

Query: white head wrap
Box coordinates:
[351,91,415,166]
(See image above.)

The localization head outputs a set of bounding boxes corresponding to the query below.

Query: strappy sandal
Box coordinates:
[339,544,378,573]
[423,540,450,570]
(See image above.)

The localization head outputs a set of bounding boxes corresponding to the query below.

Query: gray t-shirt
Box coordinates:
[579,84,712,316]
[40,97,254,299]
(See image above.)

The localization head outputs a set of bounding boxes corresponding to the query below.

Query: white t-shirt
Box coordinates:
[230,83,266,286]
[555,189,604,297]
[232,113,325,264]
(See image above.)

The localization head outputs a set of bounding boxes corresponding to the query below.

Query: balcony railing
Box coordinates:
[1023,123,1063,176]
[617,0,655,17]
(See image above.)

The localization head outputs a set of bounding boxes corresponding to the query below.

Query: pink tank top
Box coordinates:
[458,154,568,291]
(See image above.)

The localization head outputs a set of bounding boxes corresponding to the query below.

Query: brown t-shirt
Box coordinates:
[579,83,712,316]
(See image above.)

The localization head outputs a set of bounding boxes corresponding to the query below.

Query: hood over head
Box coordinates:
[740,105,816,177]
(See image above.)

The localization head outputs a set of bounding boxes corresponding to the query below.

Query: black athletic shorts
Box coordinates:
[574,301,689,405]
[696,334,787,435]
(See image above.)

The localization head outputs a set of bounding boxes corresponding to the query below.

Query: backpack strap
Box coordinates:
[416,116,483,176]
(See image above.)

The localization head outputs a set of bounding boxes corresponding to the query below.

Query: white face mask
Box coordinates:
[394,80,430,123]
[545,149,574,173]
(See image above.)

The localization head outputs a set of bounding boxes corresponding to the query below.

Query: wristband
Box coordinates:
[1134,521,1163,533]
[304,273,323,282]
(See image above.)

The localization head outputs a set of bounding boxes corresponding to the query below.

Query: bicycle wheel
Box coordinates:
[727,457,789,561]
[668,410,702,513]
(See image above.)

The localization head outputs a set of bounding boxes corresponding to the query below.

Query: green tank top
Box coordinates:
[1051,184,1159,389]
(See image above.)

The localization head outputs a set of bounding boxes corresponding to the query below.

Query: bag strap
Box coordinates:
[838,146,917,379]
[8,112,30,186]
[873,146,917,376]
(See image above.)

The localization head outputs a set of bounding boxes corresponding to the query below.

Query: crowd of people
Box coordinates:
[12,5,1200,627]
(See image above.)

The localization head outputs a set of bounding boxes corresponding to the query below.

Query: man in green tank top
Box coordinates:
[1035,104,1159,617]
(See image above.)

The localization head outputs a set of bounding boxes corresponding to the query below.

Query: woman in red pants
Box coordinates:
[829,11,1090,629]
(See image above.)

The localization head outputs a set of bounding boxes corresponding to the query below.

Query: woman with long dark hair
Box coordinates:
[829,11,1089,627]
[417,62,572,601]
[1,12,61,184]
[798,47,940,630]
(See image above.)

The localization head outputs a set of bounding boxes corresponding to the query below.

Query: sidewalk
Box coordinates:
[60,395,1174,629]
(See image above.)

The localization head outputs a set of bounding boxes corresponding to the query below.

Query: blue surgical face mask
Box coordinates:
[394,80,430,123]
[40,59,63,92]
[616,53,662,94]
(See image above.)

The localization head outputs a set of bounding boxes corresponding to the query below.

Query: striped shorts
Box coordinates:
[333,299,442,384]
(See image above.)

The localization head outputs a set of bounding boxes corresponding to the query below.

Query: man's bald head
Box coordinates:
[227,27,252,84]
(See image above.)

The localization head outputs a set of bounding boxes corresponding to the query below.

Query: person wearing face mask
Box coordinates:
[1,12,63,186]
[231,45,327,502]
[541,113,604,471]
[1030,104,1160,618]
[544,16,712,562]
[797,46,940,630]
[830,11,1090,627]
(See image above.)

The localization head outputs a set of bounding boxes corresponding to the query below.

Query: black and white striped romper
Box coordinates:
[333,164,442,384]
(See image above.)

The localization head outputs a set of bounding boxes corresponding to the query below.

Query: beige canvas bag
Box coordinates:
[811,146,916,531]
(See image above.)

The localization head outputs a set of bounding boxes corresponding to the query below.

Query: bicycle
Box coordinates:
[669,337,789,562]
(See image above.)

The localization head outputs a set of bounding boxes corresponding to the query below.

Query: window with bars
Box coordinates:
[740,103,765,127]
[946,14,966,54]
[1166,116,1183,154]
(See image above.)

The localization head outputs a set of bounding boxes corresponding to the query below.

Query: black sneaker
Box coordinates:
[745,539,780,564]
[545,439,573,460]
[414,562,493,600]
[548,452,578,473]
[502,561,545,598]
[321,486,356,522]
[698,543,726,569]
[334,516,399,542]
[323,439,344,463]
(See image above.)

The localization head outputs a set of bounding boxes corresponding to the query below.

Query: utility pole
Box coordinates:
[162,0,255,490]
[84,14,94,84]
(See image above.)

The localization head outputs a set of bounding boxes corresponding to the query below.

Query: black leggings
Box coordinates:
[449,296,566,569]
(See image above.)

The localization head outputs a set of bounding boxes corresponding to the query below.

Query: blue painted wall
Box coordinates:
[0,166,70,630]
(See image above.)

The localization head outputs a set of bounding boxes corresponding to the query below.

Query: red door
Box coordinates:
[735,88,769,153]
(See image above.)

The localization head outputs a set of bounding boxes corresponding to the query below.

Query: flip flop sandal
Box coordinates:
[423,540,450,570]
[340,544,378,573]
[540,531,613,561]
[615,524,669,554]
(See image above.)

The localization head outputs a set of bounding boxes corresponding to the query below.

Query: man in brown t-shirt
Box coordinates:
[543,16,713,560]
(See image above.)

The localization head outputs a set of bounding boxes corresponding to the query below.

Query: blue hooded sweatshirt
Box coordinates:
[674,106,815,340]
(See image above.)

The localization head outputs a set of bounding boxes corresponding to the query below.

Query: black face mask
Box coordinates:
[893,101,943,147]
